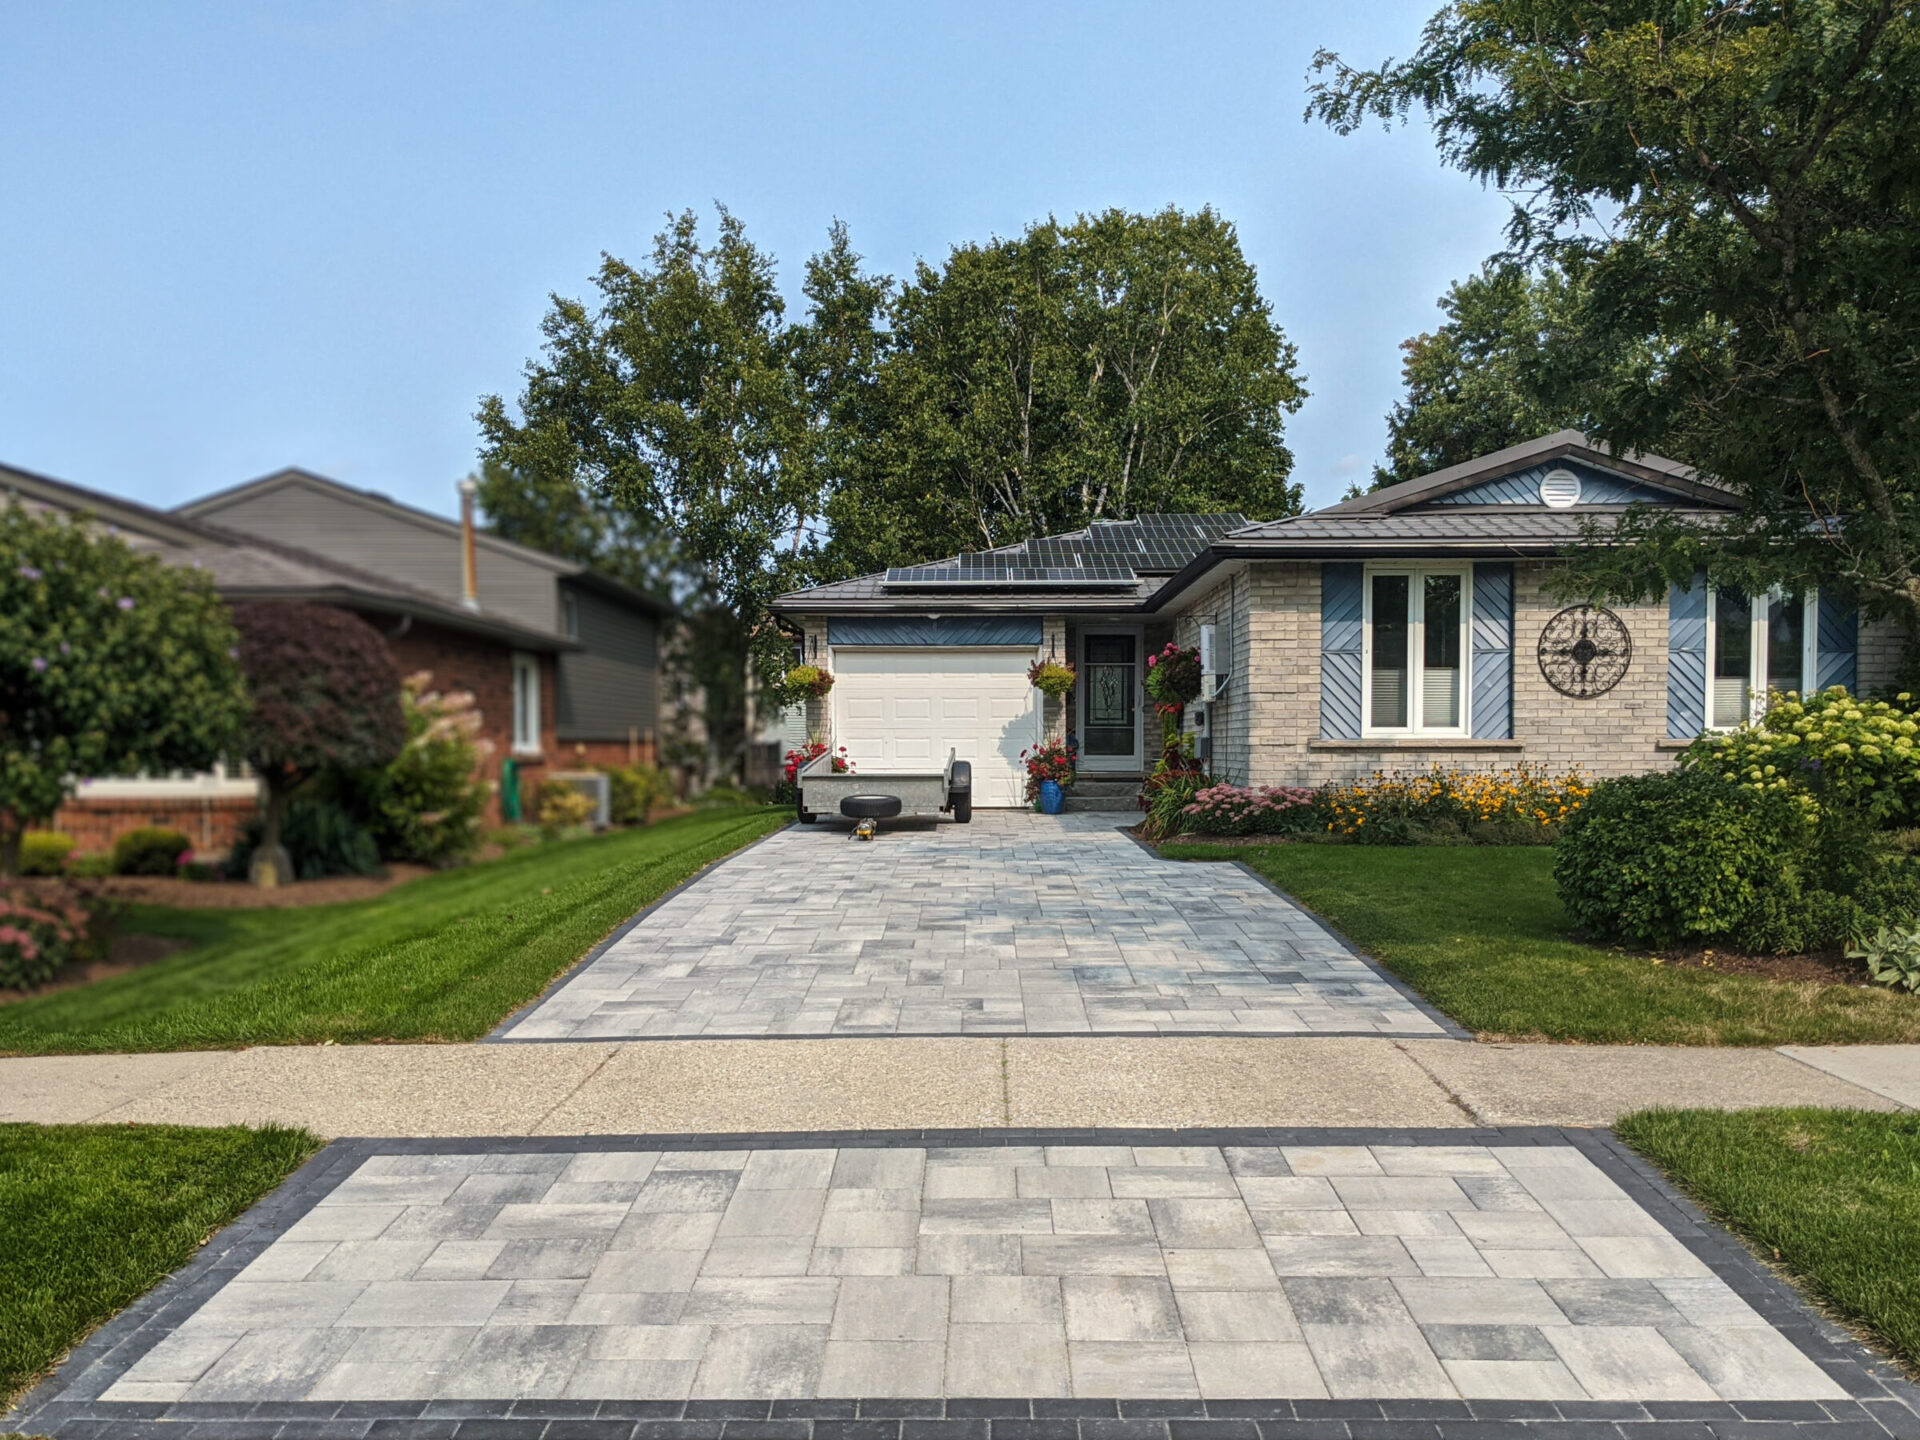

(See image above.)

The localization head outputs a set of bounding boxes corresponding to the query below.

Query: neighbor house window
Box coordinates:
[561,592,579,640]
[1707,588,1815,728]
[511,652,542,753]
[1364,567,1470,735]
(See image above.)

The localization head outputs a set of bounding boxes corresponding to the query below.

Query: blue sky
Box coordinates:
[1,1,1512,522]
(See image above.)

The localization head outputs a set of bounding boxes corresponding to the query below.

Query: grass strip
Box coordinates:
[1161,843,1920,1045]
[0,807,788,1054]
[0,1122,323,1409]
[1617,1107,1920,1372]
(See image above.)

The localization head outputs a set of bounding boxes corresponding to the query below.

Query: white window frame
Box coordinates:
[71,759,259,801]
[511,652,543,755]
[1361,564,1473,737]
[1703,587,1819,730]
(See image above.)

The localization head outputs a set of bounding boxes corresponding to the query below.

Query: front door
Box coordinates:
[1080,632,1142,772]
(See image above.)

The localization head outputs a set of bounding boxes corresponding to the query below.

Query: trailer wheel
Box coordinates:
[797,803,819,825]
[949,762,973,824]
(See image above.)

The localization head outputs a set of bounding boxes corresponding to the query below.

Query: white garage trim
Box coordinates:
[830,647,1040,808]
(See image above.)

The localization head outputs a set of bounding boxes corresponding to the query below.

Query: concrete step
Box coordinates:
[1062,794,1141,813]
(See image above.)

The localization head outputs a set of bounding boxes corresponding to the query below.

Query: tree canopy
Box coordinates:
[1373,261,1590,489]
[0,506,249,876]
[1315,0,1920,629]
[478,205,1305,716]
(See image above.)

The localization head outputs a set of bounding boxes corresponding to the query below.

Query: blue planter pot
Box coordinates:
[1038,779,1065,815]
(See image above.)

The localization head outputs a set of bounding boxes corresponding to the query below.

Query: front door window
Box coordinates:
[1083,635,1137,758]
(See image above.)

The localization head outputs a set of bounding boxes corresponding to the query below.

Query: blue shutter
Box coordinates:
[1666,573,1708,738]
[1469,564,1514,739]
[1320,563,1364,739]
[1815,595,1858,693]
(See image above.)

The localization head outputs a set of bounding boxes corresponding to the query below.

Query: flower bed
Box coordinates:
[1,884,103,990]
[1181,783,1318,836]
[1321,764,1592,844]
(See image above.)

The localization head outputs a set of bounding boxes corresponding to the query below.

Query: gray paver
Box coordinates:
[499,813,1444,1039]
[91,1139,1873,1406]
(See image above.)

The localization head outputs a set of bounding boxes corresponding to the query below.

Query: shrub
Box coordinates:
[1137,767,1211,842]
[1019,739,1077,802]
[66,853,112,878]
[111,827,192,877]
[366,675,489,864]
[536,779,596,836]
[1849,920,1920,992]
[1321,765,1591,845]
[608,764,676,824]
[226,798,381,881]
[1684,687,1920,826]
[1554,769,1809,950]
[1180,784,1318,837]
[0,885,98,989]
[19,832,75,877]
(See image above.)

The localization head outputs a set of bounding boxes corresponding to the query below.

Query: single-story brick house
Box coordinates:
[773,431,1903,807]
[7,460,669,854]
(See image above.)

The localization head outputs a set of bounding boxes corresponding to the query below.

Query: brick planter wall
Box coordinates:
[52,794,259,857]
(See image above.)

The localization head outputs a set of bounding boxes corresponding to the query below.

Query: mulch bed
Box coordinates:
[14,865,430,910]
[1652,946,1875,986]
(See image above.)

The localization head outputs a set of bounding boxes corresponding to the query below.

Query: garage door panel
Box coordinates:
[830,647,1038,807]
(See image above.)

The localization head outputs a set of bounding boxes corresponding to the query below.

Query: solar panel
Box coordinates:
[881,512,1245,590]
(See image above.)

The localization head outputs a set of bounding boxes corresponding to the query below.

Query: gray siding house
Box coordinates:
[177,469,669,762]
[774,432,1902,805]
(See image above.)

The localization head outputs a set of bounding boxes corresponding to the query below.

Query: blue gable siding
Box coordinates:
[1427,459,1685,507]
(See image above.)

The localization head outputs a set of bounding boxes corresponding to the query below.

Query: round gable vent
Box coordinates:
[1539,469,1583,508]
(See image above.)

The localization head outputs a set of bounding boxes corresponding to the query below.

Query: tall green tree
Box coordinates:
[825,207,1307,574]
[1313,1,1920,630]
[479,207,818,716]
[1374,261,1588,488]
[0,507,248,876]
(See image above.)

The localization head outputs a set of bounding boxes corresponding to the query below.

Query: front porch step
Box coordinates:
[1062,794,1141,813]
[1069,776,1145,797]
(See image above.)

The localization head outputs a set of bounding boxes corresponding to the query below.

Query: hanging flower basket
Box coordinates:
[784,664,835,701]
[1027,658,1077,699]
[1144,642,1203,708]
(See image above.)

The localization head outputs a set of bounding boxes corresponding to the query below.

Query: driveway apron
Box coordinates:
[496,813,1449,1040]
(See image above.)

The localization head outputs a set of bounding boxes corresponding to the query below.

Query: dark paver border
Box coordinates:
[492,821,1464,1045]
[11,1126,1916,1440]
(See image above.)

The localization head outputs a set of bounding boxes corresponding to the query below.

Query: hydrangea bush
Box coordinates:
[1683,687,1920,824]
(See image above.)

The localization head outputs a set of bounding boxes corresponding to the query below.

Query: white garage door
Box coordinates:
[832,648,1039,808]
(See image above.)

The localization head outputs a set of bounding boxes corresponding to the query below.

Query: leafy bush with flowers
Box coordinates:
[1683,687,1920,826]
[366,674,492,864]
[1180,783,1319,837]
[1027,658,1077,698]
[1320,764,1592,845]
[0,884,102,990]
[1020,739,1077,802]
[782,742,853,784]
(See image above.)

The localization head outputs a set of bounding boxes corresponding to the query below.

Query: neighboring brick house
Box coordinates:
[773,432,1905,806]
[7,460,668,854]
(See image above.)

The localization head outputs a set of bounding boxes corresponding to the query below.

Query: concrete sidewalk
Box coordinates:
[0,1036,1906,1138]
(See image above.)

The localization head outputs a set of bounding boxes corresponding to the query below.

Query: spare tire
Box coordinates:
[839,794,905,819]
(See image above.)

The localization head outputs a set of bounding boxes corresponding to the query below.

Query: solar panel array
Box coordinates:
[884,513,1247,589]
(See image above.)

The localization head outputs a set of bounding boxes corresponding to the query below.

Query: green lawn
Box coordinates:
[1618,1108,1920,1372]
[1162,843,1920,1045]
[0,1122,323,1408]
[0,807,788,1055]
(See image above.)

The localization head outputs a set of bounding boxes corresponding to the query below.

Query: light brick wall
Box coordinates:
[1169,561,1679,788]
[1859,615,1906,694]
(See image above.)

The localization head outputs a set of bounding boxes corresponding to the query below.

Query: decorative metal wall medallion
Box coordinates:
[1537,605,1632,698]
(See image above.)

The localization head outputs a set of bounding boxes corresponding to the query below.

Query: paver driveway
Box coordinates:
[22,1126,1916,1440]
[497,813,1446,1040]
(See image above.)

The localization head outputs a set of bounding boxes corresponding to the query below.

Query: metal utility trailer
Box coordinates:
[796,748,972,829]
